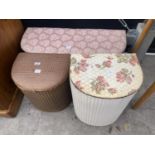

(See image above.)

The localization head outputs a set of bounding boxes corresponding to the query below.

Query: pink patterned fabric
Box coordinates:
[21,28,126,54]
[70,53,143,99]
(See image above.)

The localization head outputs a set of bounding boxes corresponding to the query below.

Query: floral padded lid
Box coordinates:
[70,53,143,98]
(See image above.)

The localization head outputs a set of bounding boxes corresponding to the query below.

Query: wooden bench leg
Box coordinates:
[132,82,155,109]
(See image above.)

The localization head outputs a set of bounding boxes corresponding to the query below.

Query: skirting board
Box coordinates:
[0,88,23,117]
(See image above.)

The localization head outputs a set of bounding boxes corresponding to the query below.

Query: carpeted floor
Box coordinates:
[0,55,155,135]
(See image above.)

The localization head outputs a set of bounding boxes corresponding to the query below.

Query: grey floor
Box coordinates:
[0,55,155,135]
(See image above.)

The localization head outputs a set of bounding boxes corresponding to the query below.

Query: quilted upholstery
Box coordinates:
[70,53,143,99]
[21,28,126,54]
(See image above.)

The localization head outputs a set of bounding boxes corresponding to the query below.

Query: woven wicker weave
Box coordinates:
[23,80,71,112]
[12,53,71,111]
[70,81,135,126]
[70,53,143,126]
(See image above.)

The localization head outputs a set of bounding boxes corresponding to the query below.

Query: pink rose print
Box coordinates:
[95,64,101,68]
[74,59,89,74]
[97,76,109,87]
[108,88,117,94]
[79,60,89,71]
[129,55,138,66]
[116,68,133,84]
[96,76,103,81]
[95,83,103,93]
[91,76,109,94]
[116,71,126,83]
[102,60,112,68]
[75,81,83,90]
[95,57,112,69]
[116,54,138,66]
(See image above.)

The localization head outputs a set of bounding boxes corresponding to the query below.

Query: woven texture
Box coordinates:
[21,28,126,54]
[70,81,135,126]
[12,53,70,91]
[23,80,71,112]
[12,53,71,111]
[70,53,143,99]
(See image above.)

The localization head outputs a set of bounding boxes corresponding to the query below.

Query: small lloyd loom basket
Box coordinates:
[12,53,71,112]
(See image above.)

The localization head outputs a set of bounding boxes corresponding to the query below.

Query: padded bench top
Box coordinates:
[21,28,126,54]
[70,53,143,99]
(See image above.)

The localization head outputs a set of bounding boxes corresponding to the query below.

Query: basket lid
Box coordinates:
[12,53,70,91]
[70,53,143,99]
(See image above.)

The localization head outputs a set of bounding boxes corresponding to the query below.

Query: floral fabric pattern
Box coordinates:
[71,58,89,74]
[116,54,139,66]
[21,28,126,54]
[116,68,134,84]
[70,53,143,98]
[75,81,83,90]
[91,76,109,94]
[95,56,113,69]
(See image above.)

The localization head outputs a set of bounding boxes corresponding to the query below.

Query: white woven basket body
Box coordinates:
[70,81,135,126]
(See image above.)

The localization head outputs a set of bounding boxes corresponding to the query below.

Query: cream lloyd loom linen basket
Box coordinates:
[70,53,143,126]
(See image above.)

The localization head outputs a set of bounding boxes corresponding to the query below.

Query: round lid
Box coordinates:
[70,53,143,99]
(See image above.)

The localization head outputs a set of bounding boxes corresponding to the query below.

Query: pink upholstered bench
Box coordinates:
[21,28,126,54]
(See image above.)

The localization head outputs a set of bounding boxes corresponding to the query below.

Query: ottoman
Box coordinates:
[70,53,143,126]
[21,28,126,54]
[11,53,71,112]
